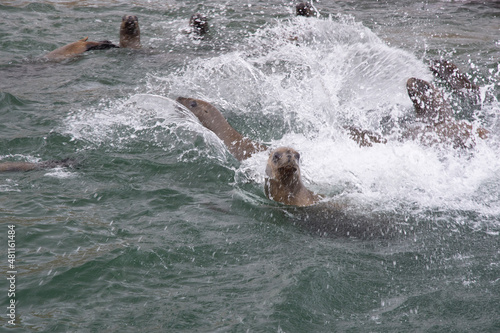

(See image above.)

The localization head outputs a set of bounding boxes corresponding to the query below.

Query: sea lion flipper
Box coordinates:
[45,36,116,60]
[86,40,119,51]
[38,158,78,169]
[406,77,453,122]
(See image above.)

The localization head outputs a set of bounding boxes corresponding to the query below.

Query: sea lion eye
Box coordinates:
[295,153,300,161]
[272,152,281,163]
[190,101,198,108]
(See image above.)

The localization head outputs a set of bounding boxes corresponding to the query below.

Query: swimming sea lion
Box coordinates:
[120,15,141,49]
[44,37,118,61]
[176,97,267,161]
[265,147,321,206]
[189,13,209,36]
[406,77,487,149]
[296,2,315,17]
[0,158,77,172]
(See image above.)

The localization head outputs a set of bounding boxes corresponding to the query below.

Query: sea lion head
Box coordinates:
[406,77,452,123]
[296,2,314,17]
[264,147,319,206]
[176,97,216,119]
[189,13,209,35]
[266,147,301,181]
[176,97,227,131]
[121,15,139,34]
[120,15,141,48]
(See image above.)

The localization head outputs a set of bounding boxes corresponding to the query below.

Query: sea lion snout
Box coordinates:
[121,15,139,32]
[268,147,301,177]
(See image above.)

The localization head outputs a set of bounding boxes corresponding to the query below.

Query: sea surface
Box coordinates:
[1,0,500,332]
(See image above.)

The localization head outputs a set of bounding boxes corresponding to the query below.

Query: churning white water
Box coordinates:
[64,15,500,226]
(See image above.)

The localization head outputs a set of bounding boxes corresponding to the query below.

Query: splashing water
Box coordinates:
[64,15,500,228]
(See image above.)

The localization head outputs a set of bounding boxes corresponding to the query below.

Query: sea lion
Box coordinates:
[406,77,487,149]
[120,15,141,49]
[0,158,77,172]
[265,147,321,206]
[176,97,267,161]
[429,59,480,98]
[296,2,315,17]
[189,13,209,36]
[44,37,118,61]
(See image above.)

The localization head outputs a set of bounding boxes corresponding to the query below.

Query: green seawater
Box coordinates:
[1,1,500,332]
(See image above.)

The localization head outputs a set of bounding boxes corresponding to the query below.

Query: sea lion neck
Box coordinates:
[176,97,237,137]
[176,97,267,161]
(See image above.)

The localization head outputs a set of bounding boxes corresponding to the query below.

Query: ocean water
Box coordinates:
[1,0,499,332]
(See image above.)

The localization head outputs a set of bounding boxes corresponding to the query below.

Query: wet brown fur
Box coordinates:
[176,97,267,161]
[44,37,117,61]
[120,15,141,49]
[406,77,487,149]
[0,159,76,172]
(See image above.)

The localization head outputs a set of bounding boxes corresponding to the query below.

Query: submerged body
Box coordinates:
[189,13,209,36]
[44,37,118,61]
[0,159,76,172]
[406,77,487,149]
